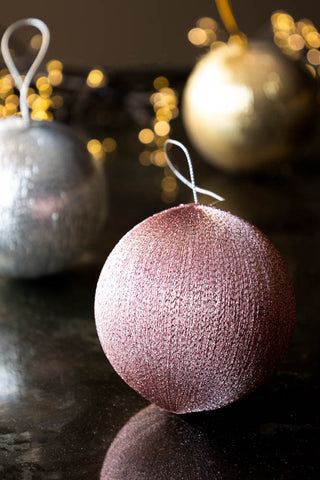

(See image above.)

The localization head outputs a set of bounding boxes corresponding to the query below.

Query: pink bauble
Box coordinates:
[95,204,295,414]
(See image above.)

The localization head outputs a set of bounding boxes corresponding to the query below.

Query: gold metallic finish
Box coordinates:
[183,41,317,172]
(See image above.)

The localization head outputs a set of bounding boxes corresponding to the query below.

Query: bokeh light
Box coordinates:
[186,11,320,80]
[137,75,180,203]
[0,53,65,121]
[87,69,107,88]
[102,137,117,153]
[138,128,155,144]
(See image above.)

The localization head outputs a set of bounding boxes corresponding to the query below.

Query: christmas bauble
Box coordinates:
[95,204,295,414]
[183,41,317,171]
[0,116,106,278]
[101,404,218,479]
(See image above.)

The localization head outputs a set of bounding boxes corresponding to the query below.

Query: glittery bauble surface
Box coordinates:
[183,41,317,171]
[95,204,295,414]
[0,117,107,278]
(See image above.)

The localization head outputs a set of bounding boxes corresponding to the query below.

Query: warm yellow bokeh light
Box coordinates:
[36,77,49,89]
[5,94,19,106]
[307,49,320,65]
[306,64,316,77]
[196,17,217,31]
[27,94,39,108]
[30,34,42,50]
[39,84,53,99]
[288,34,305,51]
[87,69,106,88]
[31,110,49,121]
[4,103,17,115]
[139,151,151,166]
[46,60,63,72]
[51,95,64,109]
[153,76,169,90]
[188,28,207,46]
[87,139,103,155]
[161,176,177,193]
[138,128,155,144]
[48,70,63,86]
[305,31,320,48]
[153,150,167,167]
[102,137,117,153]
[156,107,172,121]
[154,121,170,137]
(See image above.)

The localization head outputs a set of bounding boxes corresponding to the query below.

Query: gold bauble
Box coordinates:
[183,41,317,171]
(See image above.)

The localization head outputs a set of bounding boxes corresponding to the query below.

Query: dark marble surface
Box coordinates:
[0,72,319,479]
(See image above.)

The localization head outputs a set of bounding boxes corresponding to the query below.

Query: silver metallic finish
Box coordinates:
[0,117,107,278]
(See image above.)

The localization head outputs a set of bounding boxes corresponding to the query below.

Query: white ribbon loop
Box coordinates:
[164,139,225,205]
[1,18,50,124]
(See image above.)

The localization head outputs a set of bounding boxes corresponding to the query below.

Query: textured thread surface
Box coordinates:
[95,204,296,413]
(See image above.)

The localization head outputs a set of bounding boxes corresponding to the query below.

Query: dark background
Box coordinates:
[1,0,320,69]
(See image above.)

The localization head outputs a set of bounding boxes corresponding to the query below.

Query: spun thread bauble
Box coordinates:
[95,202,295,413]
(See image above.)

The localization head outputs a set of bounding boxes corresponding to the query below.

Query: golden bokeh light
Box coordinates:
[152,150,167,167]
[305,31,320,48]
[87,139,102,155]
[39,84,53,99]
[188,28,207,46]
[287,34,305,51]
[46,60,63,72]
[48,70,63,86]
[5,94,19,106]
[31,110,50,121]
[161,175,177,193]
[306,64,316,77]
[4,103,17,115]
[139,151,151,166]
[0,50,65,121]
[102,137,117,153]
[197,17,217,31]
[51,95,63,109]
[153,76,169,90]
[307,48,320,65]
[87,69,106,88]
[138,128,155,144]
[139,73,179,208]
[30,34,42,50]
[154,121,170,137]
[36,76,49,89]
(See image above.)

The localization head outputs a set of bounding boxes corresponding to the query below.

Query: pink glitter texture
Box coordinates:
[95,204,296,414]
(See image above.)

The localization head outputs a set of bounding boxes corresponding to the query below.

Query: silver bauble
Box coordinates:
[0,117,107,278]
[183,41,317,172]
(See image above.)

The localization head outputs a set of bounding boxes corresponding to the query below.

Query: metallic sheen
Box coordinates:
[183,41,317,171]
[95,204,296,414]
[0,117,107,278]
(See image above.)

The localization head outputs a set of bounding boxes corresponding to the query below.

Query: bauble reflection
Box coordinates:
[101,404,220,480]
[0,117,107,278]
[183,41,317,172]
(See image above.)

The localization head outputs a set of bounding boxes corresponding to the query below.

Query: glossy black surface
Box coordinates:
[0,71,319,479]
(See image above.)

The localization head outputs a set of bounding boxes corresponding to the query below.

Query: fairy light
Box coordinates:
[186,6,320,80]
[102,137,117,153]
[138,128,154,144]
[87,69,107,88]
[271,10,320,77]
[30,34,42,50]
[0,53,65,120]
[138,76,180,203]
